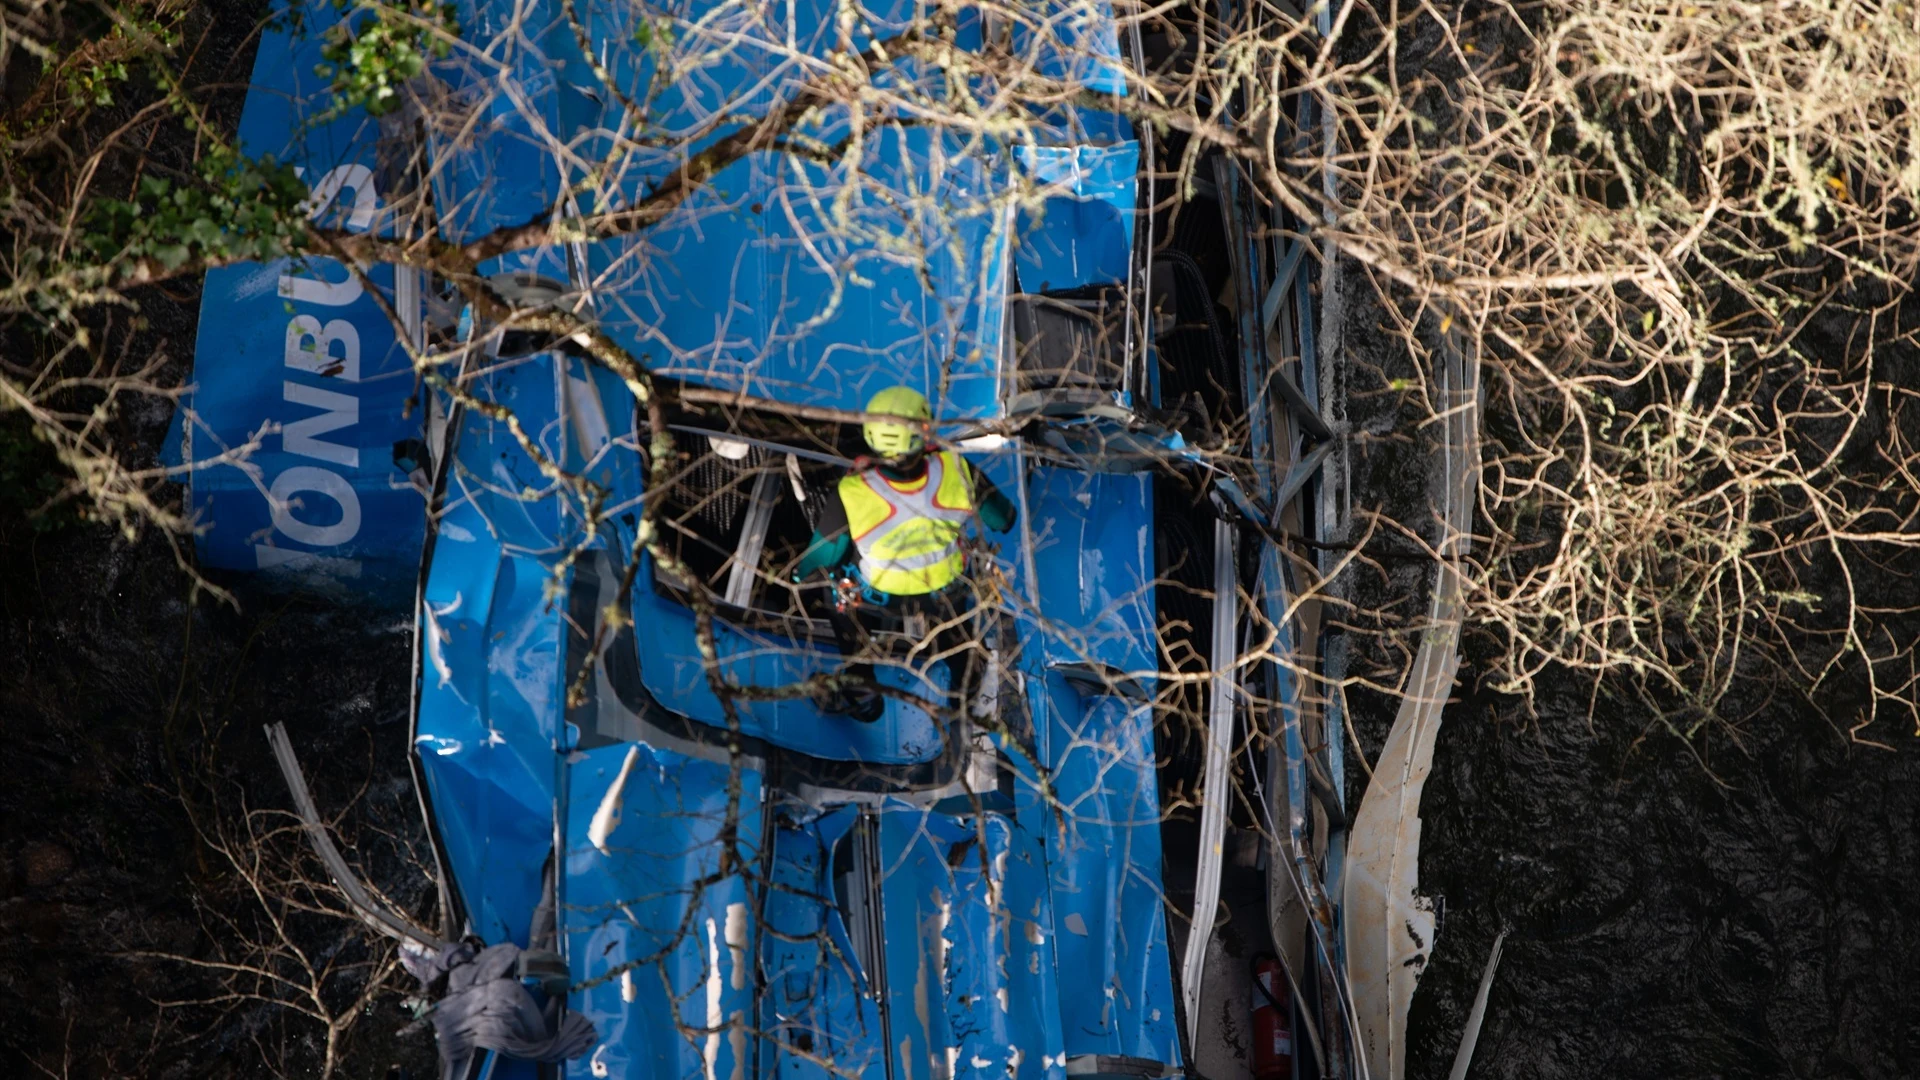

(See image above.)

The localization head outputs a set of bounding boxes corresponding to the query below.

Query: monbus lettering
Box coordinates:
[282,382,359,467]
[277,165,378,306]
[269,465,361,547]
[256,164,382,572]
[285,315,361,379]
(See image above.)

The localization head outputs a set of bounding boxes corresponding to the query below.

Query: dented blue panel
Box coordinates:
[165,0,424,601]
[762,808,885,1080]
[575,0,1022,418]
[1023,0,1129,95]
[580,151,768,390]
[1009,466,1179,1068]
[1031,690,1177,1063]
[874,808,966,1079]
[1015,143,1139,293]
[591,132,1010,419]
[415,354,580,944]
[939,812,1069,1080]
[630,578,949,765]
[429,0,598,244]
[747,129,1011,418]
[865,802,1072,1080]
[562,740,763,1080]
[416,546,564,946]
[1019,467,1158,674]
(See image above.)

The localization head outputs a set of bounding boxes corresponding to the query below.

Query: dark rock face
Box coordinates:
[1401,663,1920,1080]
[19,844,75,889]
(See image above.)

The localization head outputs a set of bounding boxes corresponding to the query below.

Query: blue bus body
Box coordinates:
[411,2,1185,1072]
[175,0,1347,1076]
[412,346,1181,1080]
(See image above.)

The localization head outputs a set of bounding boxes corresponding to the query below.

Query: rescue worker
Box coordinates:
[791,385,1016,721]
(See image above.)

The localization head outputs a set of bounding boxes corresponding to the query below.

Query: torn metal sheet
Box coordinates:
[762,807,885,1080]
[1180,518,1237,1044]
[1343,318,1478,1080]
[1011,465,1180,1071]
[1447,930,1507,1080]
[414,349,579,947]
[1014,143,1141,295]
[562,739,764,1080]
[265,722,447,950]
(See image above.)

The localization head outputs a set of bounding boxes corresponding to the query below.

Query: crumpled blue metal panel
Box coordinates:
[746,127,1011,419]
[755,800,1077,1080]
[573,0,1103,419]
[417,548,565,946]
[562,740,763,1080]
[588,134,1010,418]
[1019,466,1159,674]
[1008,466,1180,1068]
[553,354,644,497]
[761,807,885,1080]
[629,575,949,765]
[1030,690,1177,1063]
[1015,142,1140,293]
[934,811,1070,1080]
[859,801,1070,1080]
[571,0,772,400]
[440,355,578,553]
[162,0,424,602]
[430,0,595,244]
[574,0,765,162]
[417,353,579,944]
[576,150,768,385]
[873,807,967,1078]
[1020,0,1130,95]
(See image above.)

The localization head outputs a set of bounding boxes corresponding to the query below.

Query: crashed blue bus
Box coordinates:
[168,0,1368,1077]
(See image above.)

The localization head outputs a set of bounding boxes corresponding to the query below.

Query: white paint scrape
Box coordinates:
[587,745,641,855]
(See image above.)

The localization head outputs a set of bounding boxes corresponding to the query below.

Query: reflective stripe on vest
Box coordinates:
[838,451,974,595]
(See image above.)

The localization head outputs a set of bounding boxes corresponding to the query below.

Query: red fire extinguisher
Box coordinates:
[1250,953,1294,1080]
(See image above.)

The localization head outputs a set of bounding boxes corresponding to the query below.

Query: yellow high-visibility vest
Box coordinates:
[839,450,976,596]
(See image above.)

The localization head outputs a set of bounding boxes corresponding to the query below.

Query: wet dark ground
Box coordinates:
[0,497,448,1077]
[0,212,438,1074]
[0,505,441,1077]
[3,0,429,1070]
[1326,252,1920,1076]
[1397,674,1920,1080]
